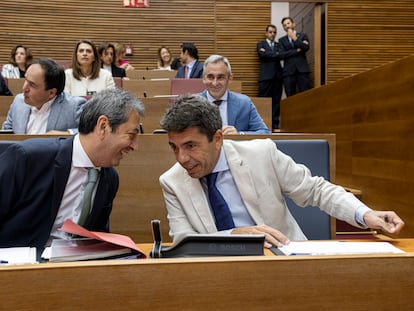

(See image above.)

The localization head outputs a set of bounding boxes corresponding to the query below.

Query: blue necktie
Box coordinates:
[206,172,235,231]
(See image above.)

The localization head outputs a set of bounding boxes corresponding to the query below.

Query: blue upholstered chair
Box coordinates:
[275,140,332,240]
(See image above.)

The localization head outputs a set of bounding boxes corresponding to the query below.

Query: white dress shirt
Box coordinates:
[206,91,229,126]
[48,134,100,244]
[26,97,54,134]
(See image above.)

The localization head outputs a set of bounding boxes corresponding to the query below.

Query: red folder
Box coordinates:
[59,219,146,258]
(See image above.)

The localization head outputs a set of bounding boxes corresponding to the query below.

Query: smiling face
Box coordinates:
[94,110,141,167]
[160,48,172,65]
[203,61,232,100]
[168,127,223,179]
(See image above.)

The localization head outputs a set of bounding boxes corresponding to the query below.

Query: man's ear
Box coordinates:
[214,129,224,146]
[96,115,110,139]
[48,88,58,100]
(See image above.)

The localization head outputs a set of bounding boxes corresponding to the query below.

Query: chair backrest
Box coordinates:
[274,140,332,240]
[5,78,25,95]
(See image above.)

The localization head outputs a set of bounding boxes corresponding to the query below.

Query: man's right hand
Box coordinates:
[232,224,290,248]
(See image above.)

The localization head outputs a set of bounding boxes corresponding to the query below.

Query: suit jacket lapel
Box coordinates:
[223,141,265,225]
[226,91,238,125]
[186,172,218,232]
[47,94,63,131]
[51,137,73,221]
[18,104,31,133]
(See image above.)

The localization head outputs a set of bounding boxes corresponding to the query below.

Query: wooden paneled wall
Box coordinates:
[326,0,414,83]
[2,1,414,97]
[0,0,270,97]
[280,54,414,238]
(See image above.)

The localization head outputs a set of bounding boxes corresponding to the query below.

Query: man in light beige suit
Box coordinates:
[159,94,405,247]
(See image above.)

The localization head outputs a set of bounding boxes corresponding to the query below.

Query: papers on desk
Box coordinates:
[0,247,37,265]
[276,241,405,256]
[47,238,139,262]
[42,219,146,262]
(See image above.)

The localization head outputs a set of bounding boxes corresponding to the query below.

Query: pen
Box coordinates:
[0,260,9,264]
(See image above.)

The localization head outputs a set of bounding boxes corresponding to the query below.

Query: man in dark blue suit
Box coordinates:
[257,24,283,129]
[175,42,203,79]
[0,88,145,250]
[279,17,311,97]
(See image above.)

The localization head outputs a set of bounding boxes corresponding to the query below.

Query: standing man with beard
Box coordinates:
[175,42,203,79]
[257,24,283,130]
[279,17,311,97]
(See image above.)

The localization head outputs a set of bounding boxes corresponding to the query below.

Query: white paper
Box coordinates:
[278,241,405,256]
[0,247,37,264]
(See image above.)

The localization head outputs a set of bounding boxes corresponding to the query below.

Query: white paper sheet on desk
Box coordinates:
[278,241,405,256]
[0,247,37,264]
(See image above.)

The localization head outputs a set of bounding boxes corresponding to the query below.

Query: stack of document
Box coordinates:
[275,241,405,256]
[42,219,146,262]
[48,238,139,262]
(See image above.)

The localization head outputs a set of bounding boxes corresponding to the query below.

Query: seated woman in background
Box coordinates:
[1,44,33,78]
[157,46,173,70]
[114,42,135,72]
[98,42,126,78]
[64,39,115,96]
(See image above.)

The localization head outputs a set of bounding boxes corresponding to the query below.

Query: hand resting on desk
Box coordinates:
[364,210,405,235]
[232,224,290,248]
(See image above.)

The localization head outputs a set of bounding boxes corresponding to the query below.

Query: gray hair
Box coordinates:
[203,54,232,76]
[79,88,145,134]
[160,94,222,142]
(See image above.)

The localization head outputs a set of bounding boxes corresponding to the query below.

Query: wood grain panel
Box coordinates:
[281,54,414,237]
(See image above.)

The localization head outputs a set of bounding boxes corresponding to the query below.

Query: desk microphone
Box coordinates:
[150,220,162,258]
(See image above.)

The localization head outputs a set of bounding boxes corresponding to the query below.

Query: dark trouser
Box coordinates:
[283,72,311,97]
[258,78,283,129]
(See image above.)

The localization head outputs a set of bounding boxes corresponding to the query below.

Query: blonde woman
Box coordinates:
[114,42,135,72]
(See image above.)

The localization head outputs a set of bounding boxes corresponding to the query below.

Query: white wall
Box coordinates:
[272,2,289,40]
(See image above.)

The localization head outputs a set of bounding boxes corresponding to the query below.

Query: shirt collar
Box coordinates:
[72,134,97,169]
[211,146,229,173]
[206,90,228,103]
[29,96,55,114]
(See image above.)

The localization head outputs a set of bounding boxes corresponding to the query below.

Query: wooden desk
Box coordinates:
[1,238,413,310]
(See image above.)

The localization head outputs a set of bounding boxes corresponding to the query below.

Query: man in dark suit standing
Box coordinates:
[257,24,283,129]
[279,17,311,97]
[0,88,145,250]
[175,42,203,79]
